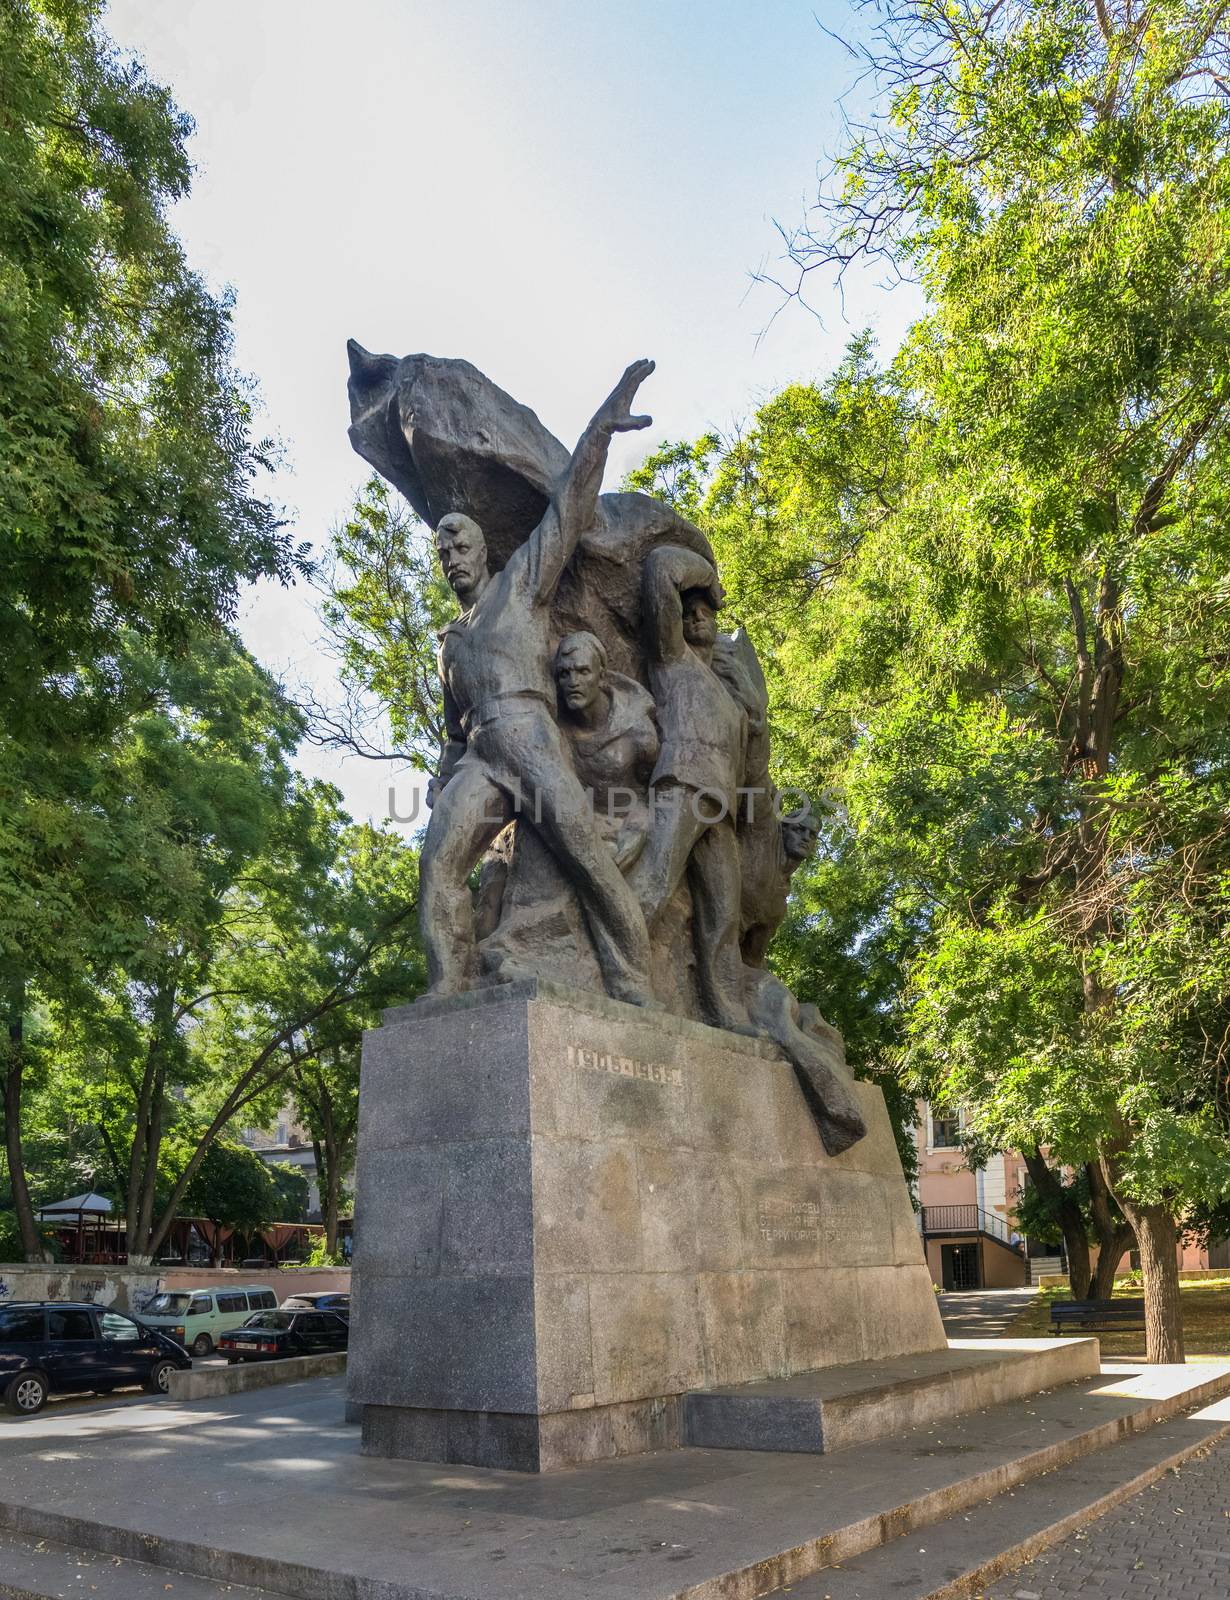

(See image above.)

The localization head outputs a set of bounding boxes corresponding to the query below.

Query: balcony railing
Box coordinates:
[919,1204,1020,1249]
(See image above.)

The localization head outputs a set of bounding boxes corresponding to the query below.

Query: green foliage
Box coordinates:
[179,1138,276,1234]
[11,634,423,1260]
[311,477,455,770]
[301,1233,345,1268]
[0,0,305,747]
[632,4,1230,1256]
[267,1162,310,1224]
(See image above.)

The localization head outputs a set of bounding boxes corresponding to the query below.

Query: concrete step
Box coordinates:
[682,1337,1098,1454]
[0,1529,293,1600]
[1028,1256,1064,1285]
[778,1388,1230,1598]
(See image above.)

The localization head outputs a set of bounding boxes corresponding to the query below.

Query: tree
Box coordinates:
[0,0,303,743]
[1,0,305,1257]
[267,1162,310,1225]
[112,800,420,1265]
[290,1040,358,1261]
[769,0,1230,1360]
[1013,1156,1136,1299]
[180,1139,277,1267]
[629,2,1230,1360]
[15,632,423,1265]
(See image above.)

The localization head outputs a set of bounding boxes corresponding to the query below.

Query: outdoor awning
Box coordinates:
[33,1191,113,1221]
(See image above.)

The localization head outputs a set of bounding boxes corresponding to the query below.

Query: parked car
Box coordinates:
[279,1291,350,1321]
[217,1309,349,1363]
[0,1302,190,1416]
[138,1285,278,1356]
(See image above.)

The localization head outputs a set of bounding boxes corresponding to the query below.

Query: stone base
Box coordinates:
[681,1337,1101,1454]
[346,978,947,1470]
[362,1393,682,1472]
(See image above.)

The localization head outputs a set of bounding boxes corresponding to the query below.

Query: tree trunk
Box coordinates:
[1023,1149,1091,1299]
[1092,1222,1135,1300]
[1102,1161,1185,1362]
[1087,1160,1135,1299]
[3,992,48,1262]
[318,1088,340,1258]
[324,1150,340,1258]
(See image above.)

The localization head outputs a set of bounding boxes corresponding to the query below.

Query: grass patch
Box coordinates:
[1004,1276,1230,1358]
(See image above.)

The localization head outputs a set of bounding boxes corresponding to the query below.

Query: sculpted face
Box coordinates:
[682,590,718,651]
[435,513,488,601]
[781,807,822,865]
[555,633,607,717]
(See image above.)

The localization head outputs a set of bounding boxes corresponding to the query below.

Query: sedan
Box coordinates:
[217,1309,349,1362]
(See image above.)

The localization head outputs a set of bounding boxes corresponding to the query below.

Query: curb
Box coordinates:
[167,1350,345,1400]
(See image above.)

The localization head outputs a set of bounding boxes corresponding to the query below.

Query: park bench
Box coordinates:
[1049,1297,1146,1334]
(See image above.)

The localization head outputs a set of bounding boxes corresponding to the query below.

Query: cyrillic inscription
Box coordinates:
[757,1196,822,1245]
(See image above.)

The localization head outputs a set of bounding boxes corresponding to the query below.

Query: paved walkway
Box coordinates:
[939,1287,1037,1339]
[984,1432,1230,1598]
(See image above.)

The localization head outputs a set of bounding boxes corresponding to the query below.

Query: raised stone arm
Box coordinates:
[641,544,723,665]
[520,359,656,606]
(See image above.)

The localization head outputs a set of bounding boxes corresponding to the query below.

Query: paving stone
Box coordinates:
[981,1429,1230,1600]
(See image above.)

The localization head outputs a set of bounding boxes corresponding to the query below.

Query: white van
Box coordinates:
[138,1285,279,1356]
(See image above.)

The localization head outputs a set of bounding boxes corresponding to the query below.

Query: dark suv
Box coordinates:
[0,1302,191,1416]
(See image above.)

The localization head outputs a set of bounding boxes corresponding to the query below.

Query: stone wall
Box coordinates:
[0,1265,164,1315]
[0,1262,350,1314]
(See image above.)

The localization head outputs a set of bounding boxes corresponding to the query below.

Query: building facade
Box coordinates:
[914,1102,1223,1289]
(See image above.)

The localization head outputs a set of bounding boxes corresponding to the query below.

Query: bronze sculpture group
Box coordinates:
[346,347,865,1154]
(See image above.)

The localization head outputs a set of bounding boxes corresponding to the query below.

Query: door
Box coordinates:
[1208,1238,1230,1270]
[184,1292,213,1344]
[941,1242,982,1291]
[0,1306,46,1386]
[43,1306,103,1391]
[95,1310,158,1387]
[295,1313,344,1353]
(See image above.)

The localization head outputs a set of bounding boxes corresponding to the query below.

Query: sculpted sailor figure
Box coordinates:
[631,546,752,1032]
[554,631,659,871]
[420,360,657,1003]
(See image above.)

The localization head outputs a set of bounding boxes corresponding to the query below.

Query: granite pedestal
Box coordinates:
[346,979,946,1470]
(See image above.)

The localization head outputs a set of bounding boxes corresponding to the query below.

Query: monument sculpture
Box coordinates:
[344,345,948,1471]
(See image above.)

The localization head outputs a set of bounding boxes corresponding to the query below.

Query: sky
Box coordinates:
[102,0,919,827]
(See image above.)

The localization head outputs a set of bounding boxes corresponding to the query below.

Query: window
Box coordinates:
[99,1311,140,1342]
[0,1308,44,1342]
[187,1295,212,1317]
[250,1290,277,1309]
[145,1292,191,1316]
[48,1308,95,1341]
[215,1292,247,1313]
[245,1312,292,1331]
[930,1110,962,1149]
